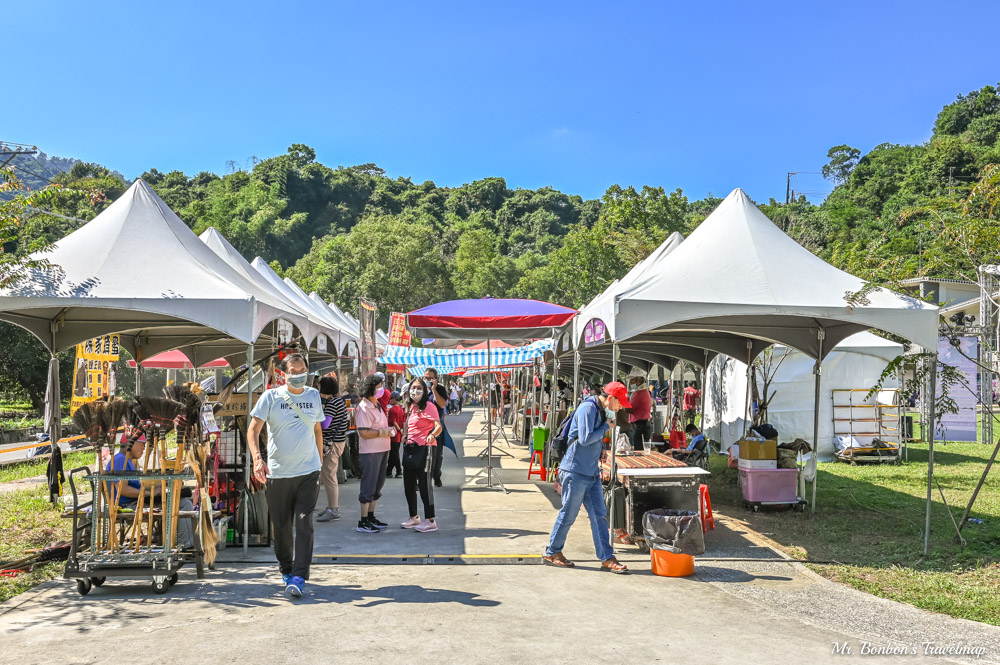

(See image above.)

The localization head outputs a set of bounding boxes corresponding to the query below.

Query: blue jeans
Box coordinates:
[546,470,613,561]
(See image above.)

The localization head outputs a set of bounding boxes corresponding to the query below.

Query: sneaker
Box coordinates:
[414,519,438,533]
[284,576,304,598]
[316,508,335,522]
[282,573,292,586]
[400,516,421,529]
[394,473,402,478]
[356,518,379,533]
[369,515,388,529]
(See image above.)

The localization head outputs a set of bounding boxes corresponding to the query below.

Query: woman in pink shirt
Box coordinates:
[401,378,442,532]
[354,374,393,534]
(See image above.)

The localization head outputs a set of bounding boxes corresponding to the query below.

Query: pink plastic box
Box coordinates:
[739,467,798,503]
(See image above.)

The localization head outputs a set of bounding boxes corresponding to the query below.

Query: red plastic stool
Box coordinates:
[528,450,547,481]
[699,484,715,532]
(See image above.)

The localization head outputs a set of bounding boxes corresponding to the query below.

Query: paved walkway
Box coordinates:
[2,407,999,664]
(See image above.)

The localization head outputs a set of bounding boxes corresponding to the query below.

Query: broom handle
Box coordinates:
[130,429,152,552]
[148,428,158,552]
[168,434,185,550]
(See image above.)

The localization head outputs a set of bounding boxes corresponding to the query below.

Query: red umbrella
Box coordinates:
[407,298,576,491]
[127,350,229,369]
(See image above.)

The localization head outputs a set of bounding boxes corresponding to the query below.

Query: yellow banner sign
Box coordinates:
[70,334,120,414]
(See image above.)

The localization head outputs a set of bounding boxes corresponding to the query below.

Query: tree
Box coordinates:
[822,145,861,184]
[452,228,517,298]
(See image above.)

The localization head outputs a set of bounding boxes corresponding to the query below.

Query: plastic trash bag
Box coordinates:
[642,508,705,555]
[615,433,632,455]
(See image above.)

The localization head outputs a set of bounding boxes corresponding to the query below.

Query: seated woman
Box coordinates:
[663,424,707,464]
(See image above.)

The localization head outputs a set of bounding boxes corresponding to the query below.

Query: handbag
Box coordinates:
[401,443,427,471]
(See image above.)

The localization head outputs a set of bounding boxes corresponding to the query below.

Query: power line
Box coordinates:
[11,162,57,185]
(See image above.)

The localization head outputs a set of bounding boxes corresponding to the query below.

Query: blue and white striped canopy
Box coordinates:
[378,339,551,370]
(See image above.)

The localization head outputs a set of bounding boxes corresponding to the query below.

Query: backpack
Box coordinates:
[550,397,603,460]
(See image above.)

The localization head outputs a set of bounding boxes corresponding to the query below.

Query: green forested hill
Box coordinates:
[18,83,1000,329]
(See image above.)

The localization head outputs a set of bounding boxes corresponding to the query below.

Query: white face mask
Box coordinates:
[286,372,309,388]
[410,388,424,401]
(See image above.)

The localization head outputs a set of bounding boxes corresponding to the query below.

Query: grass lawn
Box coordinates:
[0,486,74,604]
[0,451,97,484]
[706,440,1000,626]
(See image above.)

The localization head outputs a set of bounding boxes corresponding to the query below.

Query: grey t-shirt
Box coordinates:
[250,385,323,479]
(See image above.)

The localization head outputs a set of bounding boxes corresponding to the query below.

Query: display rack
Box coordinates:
[64,465,195,595]
[832,388,901,464]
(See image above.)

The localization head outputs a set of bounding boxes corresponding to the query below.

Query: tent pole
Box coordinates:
[487,336,494,488]
[609,342,619,549]
[573,350,581,409]
[743,340,752,436]
[699,349,708,428]
[811,329,825,514]
[244,343,254,558]
[924,354,938,555]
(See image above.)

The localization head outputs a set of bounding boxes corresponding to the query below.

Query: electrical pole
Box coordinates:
[948,166,955,197]
[786,172,792,205]
[0,141,39,169]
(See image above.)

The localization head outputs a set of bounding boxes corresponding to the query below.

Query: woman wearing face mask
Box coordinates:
[400,378,442,532]
[353,374,393,534]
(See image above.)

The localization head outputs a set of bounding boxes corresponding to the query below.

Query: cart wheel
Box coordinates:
[795,503,806,512]
[168,573,178,587]
[90,577,106,587]
[152,578,169,594]
[751,505,760,513]
[76,578,92,596]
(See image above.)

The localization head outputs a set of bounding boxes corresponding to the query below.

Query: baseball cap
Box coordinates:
[603,381,632,408]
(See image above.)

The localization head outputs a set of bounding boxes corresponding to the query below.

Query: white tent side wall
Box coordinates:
[703,334,902,459]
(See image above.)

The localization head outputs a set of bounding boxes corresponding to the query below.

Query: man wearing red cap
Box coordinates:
[544,381,630,574]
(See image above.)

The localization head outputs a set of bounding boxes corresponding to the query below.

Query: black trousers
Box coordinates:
[432,429,445,483]
[266,471,320,580]
[402,444,435,519]
[387,440,402,476]
[630,419,652,450]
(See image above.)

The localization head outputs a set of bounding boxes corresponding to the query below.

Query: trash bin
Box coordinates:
[643,508,704,577]
[532,426,549,452]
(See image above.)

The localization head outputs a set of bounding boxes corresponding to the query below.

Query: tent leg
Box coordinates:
[244,343,254,558]
[742,340,752,436]
[699,349,708,428]
[573,350,581,409]
[925,355,938,555]
[811,330,824,513]
[609,342,619,550]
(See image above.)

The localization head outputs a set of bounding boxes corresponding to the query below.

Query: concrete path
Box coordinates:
[2,407,998,664]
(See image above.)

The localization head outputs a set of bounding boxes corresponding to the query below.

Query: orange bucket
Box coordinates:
[650,548,695,577]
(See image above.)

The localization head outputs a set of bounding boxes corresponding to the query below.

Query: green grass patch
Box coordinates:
[707,440,1000,625]
[0,486,73,604]
[0,451,97,484]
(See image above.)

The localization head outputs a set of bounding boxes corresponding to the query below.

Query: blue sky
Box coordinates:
[7,1,1000,203]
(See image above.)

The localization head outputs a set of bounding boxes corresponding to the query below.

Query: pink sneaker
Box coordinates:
[400,516,421,529]
[414,519,438,533]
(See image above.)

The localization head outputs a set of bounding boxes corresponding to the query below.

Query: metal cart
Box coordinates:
[601,453,710,552]
[64,465,195,596]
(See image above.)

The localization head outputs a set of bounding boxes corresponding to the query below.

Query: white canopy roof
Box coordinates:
[0,180,297,353]
[199,227,328,348]
[307,292,360,347]
[572,232,685,350]
[615,188,939,358]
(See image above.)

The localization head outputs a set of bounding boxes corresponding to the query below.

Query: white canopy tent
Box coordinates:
[0,180,310,359]
[559,188,938,532]
[199,227,336,354]
[702,331,904,459]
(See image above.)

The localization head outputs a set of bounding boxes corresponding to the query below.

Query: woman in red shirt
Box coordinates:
[401,378,442,532]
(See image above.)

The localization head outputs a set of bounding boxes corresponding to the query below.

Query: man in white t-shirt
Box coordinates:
[248,353,323,599]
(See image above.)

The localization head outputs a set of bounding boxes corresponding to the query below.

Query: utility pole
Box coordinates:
[948,166,955,197]
[786,172,792,205]
[0,141,38,169]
